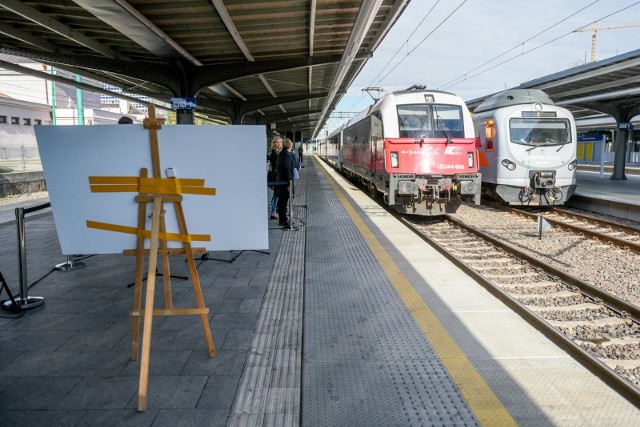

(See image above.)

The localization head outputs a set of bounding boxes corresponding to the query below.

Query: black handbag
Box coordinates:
[267,170,277,188]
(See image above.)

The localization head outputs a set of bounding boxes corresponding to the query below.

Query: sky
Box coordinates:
[326,0,640,133]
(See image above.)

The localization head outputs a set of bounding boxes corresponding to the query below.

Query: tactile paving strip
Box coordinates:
[303,161,479,426]
[227,164,307,426]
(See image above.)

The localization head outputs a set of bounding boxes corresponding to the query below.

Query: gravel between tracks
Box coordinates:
[449,204,640,307]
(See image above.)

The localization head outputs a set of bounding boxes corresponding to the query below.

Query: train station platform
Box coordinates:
[0,158,639,426]
[570,169,640,221]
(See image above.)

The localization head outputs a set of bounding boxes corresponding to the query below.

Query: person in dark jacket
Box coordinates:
[276,138,294,228]
[268,136,282,219]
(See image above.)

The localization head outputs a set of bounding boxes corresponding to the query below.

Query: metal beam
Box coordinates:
[0,23,66,53]
[191,54,368,95]
[312,0,383,138]
[73,0,202,66]
[261,109,323,124]
[0,47,176,94]
[0,0,122,60]
[0,59,171,108]
[210,0,254,61]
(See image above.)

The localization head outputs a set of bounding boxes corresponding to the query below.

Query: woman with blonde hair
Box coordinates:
[275,138,294,228]
[268,136,282,219]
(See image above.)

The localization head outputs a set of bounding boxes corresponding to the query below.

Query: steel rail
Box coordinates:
[487,201,640,253]
[551,207,640,234]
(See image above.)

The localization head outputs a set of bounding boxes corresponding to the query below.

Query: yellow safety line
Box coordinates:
[317,160,517,427]
[86,220,210,242]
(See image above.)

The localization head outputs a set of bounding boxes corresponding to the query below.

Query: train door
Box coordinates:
[370,112,384,195]
[479,118,497,183]
[371,112,384,172]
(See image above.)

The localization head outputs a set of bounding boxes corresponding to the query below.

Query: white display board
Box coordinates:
[36,124,268,254]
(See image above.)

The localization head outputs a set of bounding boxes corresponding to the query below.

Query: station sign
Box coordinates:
[618,122,633,130]
[170,97,197,110]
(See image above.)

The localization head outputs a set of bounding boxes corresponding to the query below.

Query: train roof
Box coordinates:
[473,89,554,113]
[345,87,464,128]
[391,87,457,97]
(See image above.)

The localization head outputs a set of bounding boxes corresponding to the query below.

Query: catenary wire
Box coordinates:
[348,0,468,125]
[438,0,602,90]
[441,1,640,90]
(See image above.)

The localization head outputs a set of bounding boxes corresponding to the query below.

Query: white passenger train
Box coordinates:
[472,89,577,205]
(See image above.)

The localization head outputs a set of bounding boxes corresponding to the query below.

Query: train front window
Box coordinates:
[397,104,464,138]
[509,118,571,146]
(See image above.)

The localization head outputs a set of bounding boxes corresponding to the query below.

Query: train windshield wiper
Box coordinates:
[436,115,452,143]
[415,112,430,142]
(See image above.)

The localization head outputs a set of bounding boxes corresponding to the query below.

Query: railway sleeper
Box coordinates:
[547,316,628,330]
[446,245,491,253]
[465,257,513,265]
[471,264,528,272]
[602,359,640,370]
[482,271,540,280]
[529,303,610,321]
[449,251,494,258]
[575,336,640,347]
[498,281,565,294]
[513,290,585,306]
[457,252,508,260]
[431,237,476,243]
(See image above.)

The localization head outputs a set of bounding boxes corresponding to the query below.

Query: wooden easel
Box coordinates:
[86,105,216,411]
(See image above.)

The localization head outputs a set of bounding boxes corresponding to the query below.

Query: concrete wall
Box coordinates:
[0,171,45,198]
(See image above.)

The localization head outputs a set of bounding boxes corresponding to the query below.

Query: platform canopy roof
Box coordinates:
[467,48,640,127]
[0,0,409,136]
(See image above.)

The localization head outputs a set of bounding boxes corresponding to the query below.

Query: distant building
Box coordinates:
[0,96,51,159]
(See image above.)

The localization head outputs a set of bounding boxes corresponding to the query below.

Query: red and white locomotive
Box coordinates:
[325,85,481,215]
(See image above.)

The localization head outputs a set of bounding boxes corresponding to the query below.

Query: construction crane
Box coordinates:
[573,24,640,62]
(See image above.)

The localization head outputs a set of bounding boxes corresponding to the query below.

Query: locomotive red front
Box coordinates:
[339,86,481,215]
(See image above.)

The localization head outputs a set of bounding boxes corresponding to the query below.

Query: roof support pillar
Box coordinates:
[567,101,640,180]
[176,109,194,125]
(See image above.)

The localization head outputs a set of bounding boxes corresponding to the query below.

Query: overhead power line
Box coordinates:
[439,0,601,90]
[344,0,441,113]
[344,0,468,116]
[440,0,640,91]
[375,0,469,86]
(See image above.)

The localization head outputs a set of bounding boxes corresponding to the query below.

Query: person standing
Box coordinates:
[276,138,294,228]
[268,136,282,219]
[297,144,303,165]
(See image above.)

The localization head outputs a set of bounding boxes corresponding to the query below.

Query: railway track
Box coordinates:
[403,214,640,408]
[487,202,640,253]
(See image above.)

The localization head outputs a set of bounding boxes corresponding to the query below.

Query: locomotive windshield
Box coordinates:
[397,104,464,138]
[509,118,571,146]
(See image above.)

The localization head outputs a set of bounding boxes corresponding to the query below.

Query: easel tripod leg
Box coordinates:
[159,218,173,309]
[137,196,162,412]
[175,202,216,357]
[131,170,149,362]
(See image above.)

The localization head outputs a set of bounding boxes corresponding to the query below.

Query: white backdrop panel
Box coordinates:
[36,124,268,254]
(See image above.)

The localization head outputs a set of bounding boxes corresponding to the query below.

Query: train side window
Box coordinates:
[484,120,495,151]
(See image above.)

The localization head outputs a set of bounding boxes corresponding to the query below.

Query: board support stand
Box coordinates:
[86,105,216,411]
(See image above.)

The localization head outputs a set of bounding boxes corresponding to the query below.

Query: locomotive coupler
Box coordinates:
[531,171,556,189]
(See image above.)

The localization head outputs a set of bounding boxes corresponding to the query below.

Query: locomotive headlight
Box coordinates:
[467,152,474,168]
[568,159,578,171]
[391,151,399,168]
[501,159,516,171]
